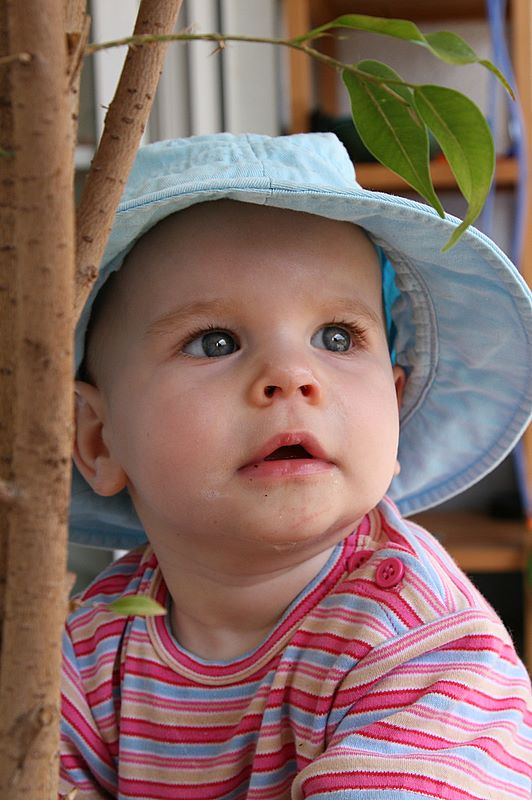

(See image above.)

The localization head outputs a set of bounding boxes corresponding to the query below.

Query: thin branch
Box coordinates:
[84,31,417,101]
[75,0,183,318]
[0,52,31,66]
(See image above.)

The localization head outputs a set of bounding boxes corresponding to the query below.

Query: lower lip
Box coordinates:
[239,459,334,479]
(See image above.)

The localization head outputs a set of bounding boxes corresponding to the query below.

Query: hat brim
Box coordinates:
[71,134,532,548]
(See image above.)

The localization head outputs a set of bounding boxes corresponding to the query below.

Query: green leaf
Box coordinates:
[343,60,444,217]
[422,30,480,63]
[424,32,514,97]
[478,59,515,99]
[109,596,167,617]
[413,85,495,250]
[296,14,513,97]
[295,14,425,45]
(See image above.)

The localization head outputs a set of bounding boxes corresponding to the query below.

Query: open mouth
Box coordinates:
[239,434,333,478]
[264,445,314,461]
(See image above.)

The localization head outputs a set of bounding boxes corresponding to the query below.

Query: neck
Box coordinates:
[157,547,336,661]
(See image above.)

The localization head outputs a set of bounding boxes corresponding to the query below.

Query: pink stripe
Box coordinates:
[123,688,254,714]
[119,766,251,800]
[62,696,116,766]
[412,524,482,607]
[408,571,448,615]
[73,618,127,655]
[276,660,354,684]
[409,701,520,737]
[359,720,530,775]
[248,742,296,772]
[360,610,497,669]
[83,572,136,600]
[120,714,263,743]
[303,767,484,799]
[248,773,294,799]
[78,651,116,682]
[352,577,424,627]
[291,630,371,659]
[309,605,392,637]
[393,657,531,697]
[121,742,257,771]
[86,678,115,706]
[124,655,197,686]
[335,685,426,712]
[442,634,519,666]
[408,678,528,713]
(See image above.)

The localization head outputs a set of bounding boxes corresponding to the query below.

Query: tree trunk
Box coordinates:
[0,0,76,795]
[0,0,16,653]
[75,0,183,317]
[0,0,183,795]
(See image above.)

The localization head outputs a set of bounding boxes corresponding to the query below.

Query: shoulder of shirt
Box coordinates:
[337,497,501,630]
[308,498,524,681]
[65,543,155,637]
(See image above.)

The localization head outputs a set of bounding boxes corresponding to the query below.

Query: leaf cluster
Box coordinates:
[298,14,512,250]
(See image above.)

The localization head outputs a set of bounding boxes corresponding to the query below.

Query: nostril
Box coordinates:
[300,384,312,397]
[264,385,276,398]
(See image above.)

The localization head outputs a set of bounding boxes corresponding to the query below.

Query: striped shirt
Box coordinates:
[60,497,532,799]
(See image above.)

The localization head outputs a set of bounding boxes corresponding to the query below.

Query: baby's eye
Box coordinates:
[311,325,353,352]
[183,330,239,358]
[310,325,353,353]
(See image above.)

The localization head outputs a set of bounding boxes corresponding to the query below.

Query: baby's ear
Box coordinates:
[393,365,407,409]
[73,381,127,496]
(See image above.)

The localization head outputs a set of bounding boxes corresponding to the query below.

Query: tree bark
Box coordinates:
[0,0,182,794]
[0,0,16,652]
[0,0,76,795]
[75,0,183,318]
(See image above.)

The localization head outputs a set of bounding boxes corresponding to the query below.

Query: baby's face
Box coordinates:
[76,202,404,572]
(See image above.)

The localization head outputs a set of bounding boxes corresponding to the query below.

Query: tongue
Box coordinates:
[264,445,312,461]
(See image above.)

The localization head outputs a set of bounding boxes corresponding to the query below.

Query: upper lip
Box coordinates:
[240,432,332,468]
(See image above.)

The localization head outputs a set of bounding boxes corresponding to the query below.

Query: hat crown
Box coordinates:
[120,132,361,209]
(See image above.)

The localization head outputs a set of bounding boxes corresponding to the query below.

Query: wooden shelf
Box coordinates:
[356,156,518,193]
[411,511,532,573]
[308,0,491,24]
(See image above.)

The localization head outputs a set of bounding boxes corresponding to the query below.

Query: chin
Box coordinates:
[247,507,360,554]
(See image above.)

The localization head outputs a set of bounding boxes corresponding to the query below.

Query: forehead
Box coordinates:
[118,200,382,311]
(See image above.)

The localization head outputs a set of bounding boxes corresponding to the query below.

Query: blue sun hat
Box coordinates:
[71,132,532,549]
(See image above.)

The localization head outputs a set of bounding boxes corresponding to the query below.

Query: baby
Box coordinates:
[61,133,532,799]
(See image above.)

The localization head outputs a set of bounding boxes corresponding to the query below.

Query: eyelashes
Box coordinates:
[177,319,369,359]
[328,318,369,348]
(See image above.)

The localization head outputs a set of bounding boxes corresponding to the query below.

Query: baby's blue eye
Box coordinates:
[311,325,352,352]
[183,330,238,357]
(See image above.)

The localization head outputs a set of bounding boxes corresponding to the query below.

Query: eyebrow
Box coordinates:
[320,296,383,328]
[145,299,236,338]
[144,294,383,338]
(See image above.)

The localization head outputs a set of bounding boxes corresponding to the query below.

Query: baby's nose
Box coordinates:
[248,363,322,406]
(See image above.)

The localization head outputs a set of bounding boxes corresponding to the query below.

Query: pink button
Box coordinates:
[375,558,405,588]
[349,549,374,571]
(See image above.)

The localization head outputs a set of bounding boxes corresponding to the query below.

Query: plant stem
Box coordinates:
[84,31,417,105]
